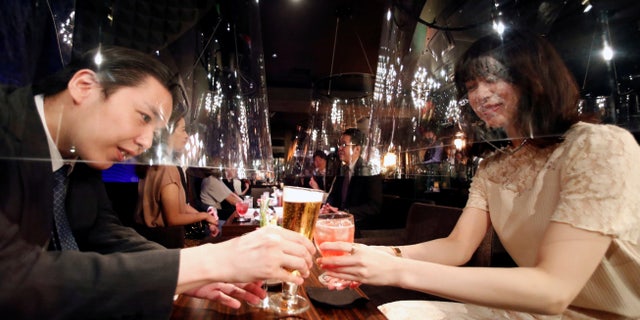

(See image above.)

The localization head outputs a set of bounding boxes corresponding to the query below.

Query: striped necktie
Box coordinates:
[50,165,79,251]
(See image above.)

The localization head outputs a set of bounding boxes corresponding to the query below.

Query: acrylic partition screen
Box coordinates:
[367,1,640,190]
[284,73,378,185]
[1,0,273,182]
[151,0,274,182]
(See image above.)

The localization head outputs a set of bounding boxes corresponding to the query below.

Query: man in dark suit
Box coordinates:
[0,46,315,319]
[324,128,382,229]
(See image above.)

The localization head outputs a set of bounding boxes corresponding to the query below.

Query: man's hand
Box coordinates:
[215,226,316,284]
[182,282,266,309]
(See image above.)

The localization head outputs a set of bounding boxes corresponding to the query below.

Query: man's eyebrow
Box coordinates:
[145,102,168,123]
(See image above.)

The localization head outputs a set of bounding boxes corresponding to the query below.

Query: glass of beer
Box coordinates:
[314,212,355,289]
[268,186,325,315]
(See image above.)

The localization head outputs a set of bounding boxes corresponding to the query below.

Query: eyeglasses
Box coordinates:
[337,143,357,148]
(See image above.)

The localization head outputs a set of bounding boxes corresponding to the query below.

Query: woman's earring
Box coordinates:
[69,145,77,154]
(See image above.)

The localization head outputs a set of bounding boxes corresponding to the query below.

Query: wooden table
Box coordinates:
[180,211,388,319]
[170,264,387,320]
[219,211,260,241]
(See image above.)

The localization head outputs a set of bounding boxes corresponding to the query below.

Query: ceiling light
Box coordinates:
[94,51,103,66]
[602,44,613,61]
[493,20,505,35]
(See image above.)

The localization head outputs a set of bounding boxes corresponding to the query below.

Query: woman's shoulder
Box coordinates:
[153,165,179,175]
[563,122,638,152]
[149,166,180,184]
[566,121,634,139]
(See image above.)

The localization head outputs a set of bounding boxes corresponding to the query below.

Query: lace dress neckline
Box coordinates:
[483,144,557,195]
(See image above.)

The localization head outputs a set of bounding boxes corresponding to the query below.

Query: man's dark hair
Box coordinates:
[343,128,364,146]
[34,46,175,98]
[313,150,327,160]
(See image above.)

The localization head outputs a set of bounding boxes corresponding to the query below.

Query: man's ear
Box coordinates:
[67,69,100,104]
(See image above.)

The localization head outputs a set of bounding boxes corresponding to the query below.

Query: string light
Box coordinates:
[492,0,505,35]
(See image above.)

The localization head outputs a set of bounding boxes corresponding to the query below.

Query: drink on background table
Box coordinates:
[248,193,280,309]
[235,201,250,222]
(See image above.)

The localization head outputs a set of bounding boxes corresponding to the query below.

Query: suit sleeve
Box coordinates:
[0,165,181,319]
[346,174,383,223]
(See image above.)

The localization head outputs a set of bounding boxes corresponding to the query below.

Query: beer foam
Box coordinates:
[283,186,325,203]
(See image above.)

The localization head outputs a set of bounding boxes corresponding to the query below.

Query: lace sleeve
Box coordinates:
[552,124,640,244]
[465,160,490,212]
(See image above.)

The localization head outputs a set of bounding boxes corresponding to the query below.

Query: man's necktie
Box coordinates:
[341,168,351,208]
[51,165,79,251]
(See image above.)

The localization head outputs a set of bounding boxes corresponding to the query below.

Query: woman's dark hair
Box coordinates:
[34,46,175,98]
[454,29,587,148]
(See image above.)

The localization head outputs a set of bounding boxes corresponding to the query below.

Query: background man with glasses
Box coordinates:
[323,128,382,230]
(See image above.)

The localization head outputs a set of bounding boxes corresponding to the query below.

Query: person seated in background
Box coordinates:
[201,172,243,222]
[308,150,335,192]
[421,126,444,192]
[222,167,251,198]
[323,128,382,229]
[134,112,219,249]
[422,127,443,164]
[0,45,316,319]
[318,29,640,319]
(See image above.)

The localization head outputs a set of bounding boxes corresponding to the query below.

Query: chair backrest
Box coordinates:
[403,202,494,267]
[250,187,272,207]
[404,202,462,244]
[186,174,207,212]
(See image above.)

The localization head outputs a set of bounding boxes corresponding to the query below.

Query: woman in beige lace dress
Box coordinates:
[318,29,640,319]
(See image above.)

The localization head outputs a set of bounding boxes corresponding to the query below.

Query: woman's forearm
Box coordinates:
[402,238,476,266]
[165,211,209,226]
[393,224,611,315]
[395,261,568,314]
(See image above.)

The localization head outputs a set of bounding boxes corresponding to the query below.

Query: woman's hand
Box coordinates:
[204,207,220,236]
[204,209,219,225]
[182,281,266,308]
[316,242,401,287]
[320,203,339,214]
[309,176,319,189]
[208,223,220,237]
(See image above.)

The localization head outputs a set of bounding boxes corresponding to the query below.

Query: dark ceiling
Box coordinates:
[259,0,389,153]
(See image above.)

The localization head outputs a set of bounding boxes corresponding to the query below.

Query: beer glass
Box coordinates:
[268,186,325,315]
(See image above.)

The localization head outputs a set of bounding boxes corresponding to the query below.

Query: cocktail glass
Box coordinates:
[314,212,355,289]
[267,186,325,315]
[235,200,250,222]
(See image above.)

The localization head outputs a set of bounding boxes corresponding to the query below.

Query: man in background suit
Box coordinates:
[323,128,382,229]
[0,46,315,319]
